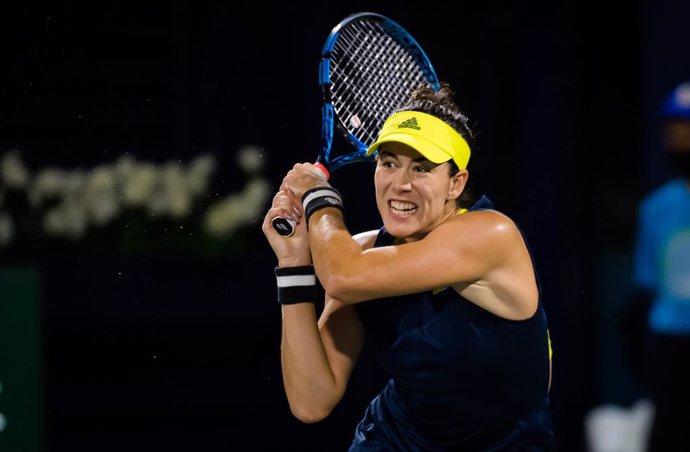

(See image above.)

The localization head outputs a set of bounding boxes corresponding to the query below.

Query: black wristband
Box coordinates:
[275,265,317,305]
[302,186,344,225]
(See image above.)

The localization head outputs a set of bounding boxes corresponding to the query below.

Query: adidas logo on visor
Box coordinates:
[397,117,420,130]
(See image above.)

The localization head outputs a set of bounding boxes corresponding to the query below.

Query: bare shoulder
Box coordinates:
[352,229,379,251]
[437,209,522,242]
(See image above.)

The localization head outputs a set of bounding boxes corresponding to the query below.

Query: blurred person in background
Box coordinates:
[621,81,690,452]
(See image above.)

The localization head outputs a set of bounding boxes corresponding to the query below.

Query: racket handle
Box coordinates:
[271,162,331,237]
[272,216,297,237]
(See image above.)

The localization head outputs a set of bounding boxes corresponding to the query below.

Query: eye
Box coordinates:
[413,164,430,173]
[379,159,396,169]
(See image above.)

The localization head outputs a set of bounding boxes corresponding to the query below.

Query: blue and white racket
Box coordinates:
[272,11,440,236]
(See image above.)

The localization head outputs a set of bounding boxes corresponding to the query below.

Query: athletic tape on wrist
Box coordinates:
[274,265,317,305]
[302,187,344,224]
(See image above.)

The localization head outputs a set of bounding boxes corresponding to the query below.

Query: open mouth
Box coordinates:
[389,200,418,217]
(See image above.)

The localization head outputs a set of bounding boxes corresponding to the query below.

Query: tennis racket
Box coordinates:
[271,11,440,236]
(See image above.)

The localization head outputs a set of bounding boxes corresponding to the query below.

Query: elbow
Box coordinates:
[289,401,333,424]
[321,273,362,304]
[284,381,343,423]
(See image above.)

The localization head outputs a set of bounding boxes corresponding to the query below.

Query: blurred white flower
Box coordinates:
[243,178,270,206]
[237,145,264,175]
[123,163,158,207]
[1,151,30,189]
[166,189,192,220]
[116,155,136,178]
[0,211,13,246]
[159,162,191,219]
[89,165,117,191]
[43,199,87,240]
[187,154,216,196]
[3,146,267,246]
[83,166,120,225]
[146,191,167,217]
[28,167,68,207]
[62,170,86,197]
[203,195,249,236]
[203,176,270,237]
[87,190,120,225]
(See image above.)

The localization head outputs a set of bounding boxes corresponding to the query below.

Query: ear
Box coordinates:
[448,170,469,200]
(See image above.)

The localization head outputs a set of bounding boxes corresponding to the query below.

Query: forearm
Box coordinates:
[308,208,369,303]
[280,303,342,422]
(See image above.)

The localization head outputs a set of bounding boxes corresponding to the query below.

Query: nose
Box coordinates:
[392,168,413,192]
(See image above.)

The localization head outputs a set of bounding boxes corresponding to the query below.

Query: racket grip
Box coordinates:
[272,216,297,237]
[271,162,330,237]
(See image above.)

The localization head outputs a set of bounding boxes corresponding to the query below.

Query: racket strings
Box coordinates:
[333,26,411,142]
[329,19,431,147]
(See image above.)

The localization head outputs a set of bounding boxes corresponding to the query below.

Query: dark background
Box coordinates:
[1,1,689,451]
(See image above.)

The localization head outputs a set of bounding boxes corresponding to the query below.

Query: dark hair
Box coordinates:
[396,82,476,208]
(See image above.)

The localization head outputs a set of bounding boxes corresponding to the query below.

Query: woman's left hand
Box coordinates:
[262,187,311,267]
[280,163,330,199]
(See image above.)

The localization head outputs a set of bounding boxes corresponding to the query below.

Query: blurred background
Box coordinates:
[1,1,689,451]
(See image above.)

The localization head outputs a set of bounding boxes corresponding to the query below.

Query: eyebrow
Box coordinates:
[378,150,430,163]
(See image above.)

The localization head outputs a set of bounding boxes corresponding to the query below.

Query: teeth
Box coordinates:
[390,200,417,216]
[390,200,416,210]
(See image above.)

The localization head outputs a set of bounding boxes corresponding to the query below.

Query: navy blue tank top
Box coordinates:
[350,196,557,451]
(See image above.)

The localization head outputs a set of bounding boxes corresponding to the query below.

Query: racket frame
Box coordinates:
[271,12,440,237]
[316,11,440,174]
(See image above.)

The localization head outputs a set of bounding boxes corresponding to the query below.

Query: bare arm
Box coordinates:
[308,208,523,303]
[279,230,376,423]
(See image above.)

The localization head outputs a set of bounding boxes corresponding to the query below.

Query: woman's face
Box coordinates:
[374,142,466,242]
[663,120,690,153]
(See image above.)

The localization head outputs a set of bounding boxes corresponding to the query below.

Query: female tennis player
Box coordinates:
[262,83,557,451]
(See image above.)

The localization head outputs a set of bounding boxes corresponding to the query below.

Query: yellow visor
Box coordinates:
[366,111,471,169]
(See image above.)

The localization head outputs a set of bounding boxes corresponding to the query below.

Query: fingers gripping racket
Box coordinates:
[271,11,440,236]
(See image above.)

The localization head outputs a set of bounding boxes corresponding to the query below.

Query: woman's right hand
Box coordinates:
[262,188,311,267]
